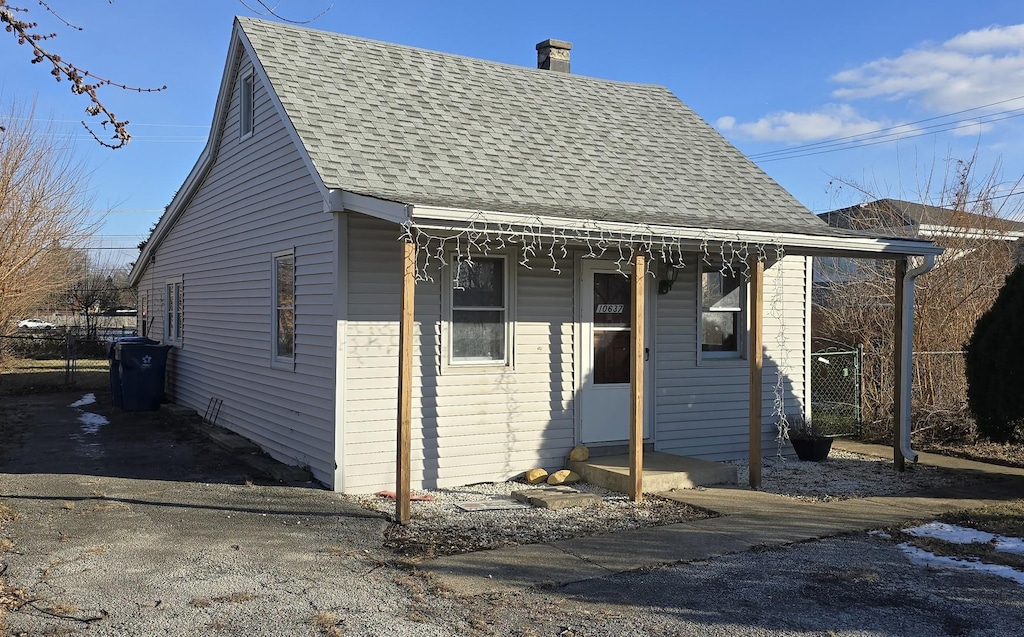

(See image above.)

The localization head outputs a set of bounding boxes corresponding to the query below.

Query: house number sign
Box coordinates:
[595,304,624,314]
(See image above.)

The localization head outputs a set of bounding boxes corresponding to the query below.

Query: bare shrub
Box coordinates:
[816,154,1023,442]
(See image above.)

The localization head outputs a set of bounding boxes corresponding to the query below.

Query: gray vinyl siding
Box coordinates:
[134,51,337,485]
[344,215,575,493]
[654,254,809,460]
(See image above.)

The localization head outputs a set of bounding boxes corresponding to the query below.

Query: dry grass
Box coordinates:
[939,500,1024,538]
[0,357,107,395]
[312,611,346,635]
[895,499,1024,570]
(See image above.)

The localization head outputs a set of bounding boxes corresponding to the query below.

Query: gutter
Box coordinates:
[898,254,936,463]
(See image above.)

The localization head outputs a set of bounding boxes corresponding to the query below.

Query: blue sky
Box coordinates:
[4,0,1024,267]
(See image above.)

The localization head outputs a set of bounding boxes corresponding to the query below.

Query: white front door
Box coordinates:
[579,261,651,444]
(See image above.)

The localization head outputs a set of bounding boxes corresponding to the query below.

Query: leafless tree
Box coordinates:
[815,154,1024,442]
[0,100,95,354]
[0,1,330,149]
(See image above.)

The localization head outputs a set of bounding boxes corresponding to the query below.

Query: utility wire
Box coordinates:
[745,96,1024,163]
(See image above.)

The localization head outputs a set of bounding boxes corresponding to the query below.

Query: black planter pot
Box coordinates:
[790,436,833,462]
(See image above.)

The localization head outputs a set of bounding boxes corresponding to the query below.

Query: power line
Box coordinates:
[747,95,1024,163]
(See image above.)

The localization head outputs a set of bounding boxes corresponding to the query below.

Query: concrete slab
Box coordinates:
[422,543,611,595]
[200,426,262,454]
[659,485,812,517]
[159,402,197,418]
[549,522,753,572]
[512,487,601,510]
[570,452,737,494]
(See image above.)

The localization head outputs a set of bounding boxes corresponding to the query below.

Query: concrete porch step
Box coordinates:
[569,451,737,494]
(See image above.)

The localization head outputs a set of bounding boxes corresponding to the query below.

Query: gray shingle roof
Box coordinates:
[238,18,841,236]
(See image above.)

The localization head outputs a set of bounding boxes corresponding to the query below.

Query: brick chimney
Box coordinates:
[536,39,572,73]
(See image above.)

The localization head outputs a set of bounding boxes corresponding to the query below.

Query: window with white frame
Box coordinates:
[699,263,744,358]
[240,71,254,139]
[273,251,295,362]
[165,278,183,345]
[448,256,511,366]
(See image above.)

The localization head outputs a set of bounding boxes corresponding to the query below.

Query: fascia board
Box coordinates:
[410,205,944,258]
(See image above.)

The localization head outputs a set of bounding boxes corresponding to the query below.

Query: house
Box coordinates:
[814,198,1024,285]
[128,18,941,501]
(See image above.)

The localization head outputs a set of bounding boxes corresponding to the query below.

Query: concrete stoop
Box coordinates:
[569,452,737,494]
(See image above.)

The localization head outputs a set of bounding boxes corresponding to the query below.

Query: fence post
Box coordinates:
[64,332,73,385]
[856,343,864,437]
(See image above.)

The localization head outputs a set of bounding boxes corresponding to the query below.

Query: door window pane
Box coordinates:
[593,273,631,327]
[593,331,630,384]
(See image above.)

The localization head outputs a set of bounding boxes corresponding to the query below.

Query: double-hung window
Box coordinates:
[165,278,183,345]
[448,256,511,367]
[699,264,744,358]
[273,250,295,364]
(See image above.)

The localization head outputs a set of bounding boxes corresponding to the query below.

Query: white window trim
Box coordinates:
[165,277,183,346]
[272,249,295,370]
[138,290,149,338]
[697,261,746,363]
[440,252,515,374]
[239,70,254,140]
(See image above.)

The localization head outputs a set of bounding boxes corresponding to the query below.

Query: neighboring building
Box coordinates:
[129,19,938,493]
[814,198,1024,286]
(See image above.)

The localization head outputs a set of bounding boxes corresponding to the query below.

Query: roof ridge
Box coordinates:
[236,15,671,92]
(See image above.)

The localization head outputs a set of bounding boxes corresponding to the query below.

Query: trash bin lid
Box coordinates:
[110,336,159,358]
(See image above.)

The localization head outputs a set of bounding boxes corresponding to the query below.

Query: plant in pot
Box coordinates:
[786,417,833,462]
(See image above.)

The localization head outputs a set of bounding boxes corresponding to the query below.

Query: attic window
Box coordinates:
[240,71,254,139]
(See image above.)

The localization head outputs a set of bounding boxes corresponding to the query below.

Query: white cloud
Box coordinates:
[951,120,995,136]
[716,104,900,143]
[831,24,1024,112]
[716,115,736,131]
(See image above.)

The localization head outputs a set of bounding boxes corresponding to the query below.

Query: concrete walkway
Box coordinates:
[421,441,1024,595]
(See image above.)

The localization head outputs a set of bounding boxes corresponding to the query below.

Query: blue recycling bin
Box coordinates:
[115,341,171,411]
[108,337,158,408]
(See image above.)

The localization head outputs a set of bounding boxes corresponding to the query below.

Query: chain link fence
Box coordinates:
[812,343,972,443]
[0,327,136,395]
[810,346,862,437]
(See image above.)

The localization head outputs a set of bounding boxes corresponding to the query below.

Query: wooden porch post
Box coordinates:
[629,255,645,502]
[892,257,907,471]
[396,239,416,524]
[748,257,764,488]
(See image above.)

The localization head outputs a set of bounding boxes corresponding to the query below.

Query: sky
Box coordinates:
[3,0,1024,268]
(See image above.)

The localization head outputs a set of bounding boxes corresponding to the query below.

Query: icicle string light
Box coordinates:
[401,218,794,446]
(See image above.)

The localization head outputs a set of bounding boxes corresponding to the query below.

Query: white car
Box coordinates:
[17,318,56,329]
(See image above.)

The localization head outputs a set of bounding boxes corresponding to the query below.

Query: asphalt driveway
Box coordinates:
[3,391,1024,636]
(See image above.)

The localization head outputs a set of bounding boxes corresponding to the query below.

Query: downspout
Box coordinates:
[897,254,936,462]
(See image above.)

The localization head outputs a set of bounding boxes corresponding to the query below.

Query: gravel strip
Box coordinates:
[348,449,995,558]
[729,447,994,500]
[348,482,712,558]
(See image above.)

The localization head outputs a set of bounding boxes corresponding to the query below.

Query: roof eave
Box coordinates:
[409,204,943,258]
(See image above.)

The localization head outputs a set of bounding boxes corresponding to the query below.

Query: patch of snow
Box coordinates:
[69,393,97,408]
[905,521,997,545]
[868,530,892,539]
[904,521,1024,555]
[996,537,1024,555]
[898,542,1024,586]
[78,411,109,435]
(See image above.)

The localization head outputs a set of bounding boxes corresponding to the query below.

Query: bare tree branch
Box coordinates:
[0,1,167,148]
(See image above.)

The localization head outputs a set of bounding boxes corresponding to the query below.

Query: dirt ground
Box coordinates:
[3,391,1024,636]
